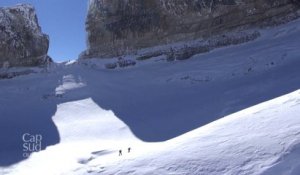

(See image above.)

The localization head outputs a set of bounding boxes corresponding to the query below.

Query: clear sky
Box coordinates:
[0,0,88,62]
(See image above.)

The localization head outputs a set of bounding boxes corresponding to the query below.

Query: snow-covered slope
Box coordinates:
[82,90,300,175]
[1,19,300,175]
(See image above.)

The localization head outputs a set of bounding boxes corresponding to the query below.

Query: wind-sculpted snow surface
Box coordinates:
[1,18,300,175]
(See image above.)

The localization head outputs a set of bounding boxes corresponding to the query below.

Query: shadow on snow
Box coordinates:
[1,58,300,166]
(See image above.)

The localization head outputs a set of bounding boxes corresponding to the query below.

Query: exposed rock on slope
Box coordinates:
[0,4,50,68]
[81,0,300,59]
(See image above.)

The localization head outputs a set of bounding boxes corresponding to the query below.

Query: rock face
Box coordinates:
[0,4,50,68]
[81,0,300,58]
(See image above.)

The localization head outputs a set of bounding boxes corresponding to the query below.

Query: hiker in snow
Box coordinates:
[128,147,131,153]
[119,150,122,156]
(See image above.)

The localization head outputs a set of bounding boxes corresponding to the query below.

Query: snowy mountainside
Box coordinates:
[83,0,299,58]
[83,90,300,175]
[0,4,50,67]
[0,18,300,175]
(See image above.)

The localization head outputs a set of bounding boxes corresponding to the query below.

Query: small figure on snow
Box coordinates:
[119,149,122,156]
[128,147,131,153]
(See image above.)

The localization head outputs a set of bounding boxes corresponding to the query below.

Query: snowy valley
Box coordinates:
[0,16,300,175]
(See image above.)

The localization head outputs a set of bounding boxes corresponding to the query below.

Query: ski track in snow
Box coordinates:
[0,19,300,175]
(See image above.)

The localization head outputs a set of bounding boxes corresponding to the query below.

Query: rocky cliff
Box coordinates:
[81,0,300,59]
[0,4,50,68]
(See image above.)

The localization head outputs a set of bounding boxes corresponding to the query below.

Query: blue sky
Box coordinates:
[0,0,87,62]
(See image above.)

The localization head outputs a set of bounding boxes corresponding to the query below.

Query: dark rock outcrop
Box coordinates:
[0,4,50,68]
[81,0,300,59]
[105,57,136,69]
